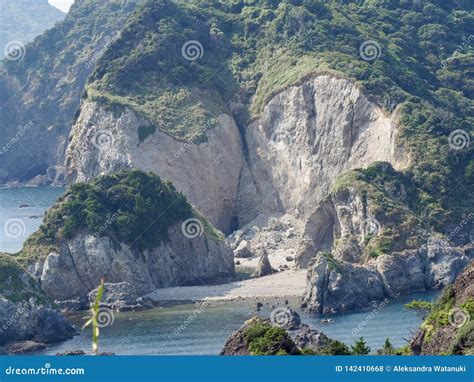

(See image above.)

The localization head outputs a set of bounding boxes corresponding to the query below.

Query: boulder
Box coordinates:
[57,350,87,356]
[88,282,153,311]
[271,307,301,330]
[234,240,252,258]
[254,251,272,277]
[292,324,331,351]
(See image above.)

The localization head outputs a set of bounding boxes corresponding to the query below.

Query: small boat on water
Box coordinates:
[320,318,334,324]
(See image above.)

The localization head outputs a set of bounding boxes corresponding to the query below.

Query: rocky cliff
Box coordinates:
[65,71,473,313]
[237,75,408,226]
[0,0,144,183]
[0,254,74,352]
[66,75,406,233]
[2,0,472,318]
[30,224,234,302]
[300,164,473,313]
[66,102,244,233]
[410,261,474,355]
[19,170,234,305]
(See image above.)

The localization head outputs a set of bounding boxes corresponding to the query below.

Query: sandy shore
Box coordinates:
[146,269,307,302]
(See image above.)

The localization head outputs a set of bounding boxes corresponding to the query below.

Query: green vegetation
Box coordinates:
[242,319,353,355]
[321,251,344,272]
[319,339,352,356]
[333,162,424,258]
[84,0,473,247]
[244,321,300,355]
[0,0,146,181]
[82,278,105,355]
[421,286,456,338]
[405,300,433,317]
[417,285,473,354]
[376,338,396,355]
[23,170,193,255]
[351,337,371,355]
[1,0,471,242]
[0,253,49,304]
[447,320,474,355]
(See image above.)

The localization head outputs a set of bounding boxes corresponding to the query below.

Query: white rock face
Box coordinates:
[34,225,234,301]
[63,74,472,314]
[238,75,408,225]
[66,104,244,233]
[66,75,407,235]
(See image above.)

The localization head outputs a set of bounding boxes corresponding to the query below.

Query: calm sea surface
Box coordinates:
[0,187,439,355]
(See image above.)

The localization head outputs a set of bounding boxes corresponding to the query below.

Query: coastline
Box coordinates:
[146,269,307,303]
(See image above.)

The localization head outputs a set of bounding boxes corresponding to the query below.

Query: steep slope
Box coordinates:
[0,253,74,352]
[0,0,65,59]
[301,163,473,313]
[2,0,472,313]
[15,170,234,303]
[66,1,472,236]
[411,260,474,355]
[62,0,473,312]
[0,0,144,183]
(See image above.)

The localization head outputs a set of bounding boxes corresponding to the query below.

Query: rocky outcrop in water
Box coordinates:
[221,316,349,355]
[302,239,472,314]
[298,163,473,313]
[20,171,235,307]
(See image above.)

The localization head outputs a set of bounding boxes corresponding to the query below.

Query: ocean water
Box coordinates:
[0,188,439,355]
[0,187,66,253]
[38,291,439,355]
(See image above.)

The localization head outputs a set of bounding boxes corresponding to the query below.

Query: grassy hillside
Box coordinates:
[21,170,193,258]
[86,0,473,238]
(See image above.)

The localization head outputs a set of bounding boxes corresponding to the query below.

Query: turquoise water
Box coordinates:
[1,188,439,355]
[0,187,66,253]
[37,291,439,355]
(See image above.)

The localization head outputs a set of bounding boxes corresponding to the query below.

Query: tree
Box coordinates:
[377,338,396,355]
[351,337,371,355]
[320,340,351,355]
[405,300,432,319]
